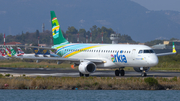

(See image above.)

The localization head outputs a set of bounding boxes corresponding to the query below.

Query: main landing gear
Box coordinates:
[79,72,89,77]
[115,68,125,76]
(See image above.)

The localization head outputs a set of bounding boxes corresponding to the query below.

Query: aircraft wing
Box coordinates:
[156,52,176,57]
[14,57,104,63]
[156,42,177,57]
[15,45,56,50]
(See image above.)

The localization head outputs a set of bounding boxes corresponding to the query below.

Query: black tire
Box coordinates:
[79,72,84,77]
[120,70,125,76]
[115,70,119,76]
[144,73,147,77]
[85,74,89,77]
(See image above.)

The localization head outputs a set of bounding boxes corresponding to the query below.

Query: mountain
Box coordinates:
[0,0,180,42]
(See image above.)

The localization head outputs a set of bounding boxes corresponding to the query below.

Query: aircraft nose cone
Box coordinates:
[149,55,158,66]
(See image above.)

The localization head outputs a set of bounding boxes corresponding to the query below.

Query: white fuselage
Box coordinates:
[55,43,159,68]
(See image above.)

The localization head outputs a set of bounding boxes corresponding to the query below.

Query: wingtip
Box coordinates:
[172,42,177,53]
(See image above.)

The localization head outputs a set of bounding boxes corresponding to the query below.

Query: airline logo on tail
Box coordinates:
[17,47,24,56]
[0,50,5,57]
[52,17,60,39]
[3,46,11,57]
[33,48,50,55]
[10,47,16,56]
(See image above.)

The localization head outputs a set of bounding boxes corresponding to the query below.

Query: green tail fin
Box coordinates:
[10,47,16,56]
[51,11,69,45]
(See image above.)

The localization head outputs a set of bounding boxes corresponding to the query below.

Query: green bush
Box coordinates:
[0,74,4,78]
[5,74,10,77]
[144,77,158,86]
[171,76,177,82]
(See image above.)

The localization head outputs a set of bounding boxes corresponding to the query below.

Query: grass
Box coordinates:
[0,58,72,69]
[0,76,180,90]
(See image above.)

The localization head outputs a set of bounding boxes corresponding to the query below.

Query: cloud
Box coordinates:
[155,37,168,40]
[0,11,6,14]
[79,19,85,23]
[96,20,111,25]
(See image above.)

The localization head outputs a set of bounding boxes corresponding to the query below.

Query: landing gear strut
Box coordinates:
[79,72,84,77]
[115,68,125,76]
[141,70,147,77]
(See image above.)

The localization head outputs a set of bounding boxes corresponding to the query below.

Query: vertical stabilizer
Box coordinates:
[50,11,69,45]
[3,46,11,57]
[17,47,24,56]
[10,47,16,56]
[0,50,5,57]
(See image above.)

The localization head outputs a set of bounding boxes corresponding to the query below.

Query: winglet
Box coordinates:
[172,42,177,53]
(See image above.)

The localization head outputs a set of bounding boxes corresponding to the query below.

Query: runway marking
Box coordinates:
[0,69,12,72]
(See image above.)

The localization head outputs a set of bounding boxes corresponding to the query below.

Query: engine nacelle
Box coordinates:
[78,61,96,74]
[133,67,150,72]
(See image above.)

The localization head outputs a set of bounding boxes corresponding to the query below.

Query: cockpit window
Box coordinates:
[144,50,154,53]
[138,50,143,54]
[138,50,154,54]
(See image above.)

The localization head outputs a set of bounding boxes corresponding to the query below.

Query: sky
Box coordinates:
[131,0,180,12]
[1,0,180,42]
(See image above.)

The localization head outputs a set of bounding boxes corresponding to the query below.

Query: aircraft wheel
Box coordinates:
[115,70,119,76]
[144,73,147,77]
[85,74,89,77]
[79,72,84,77]
[120,70,125,76]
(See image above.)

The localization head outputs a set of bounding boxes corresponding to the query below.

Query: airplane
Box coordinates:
[16,11,177,77]
[17,47,36,57]
[33,48,51,57]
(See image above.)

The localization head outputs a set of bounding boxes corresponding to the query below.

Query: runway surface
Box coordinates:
[0,67,180,77]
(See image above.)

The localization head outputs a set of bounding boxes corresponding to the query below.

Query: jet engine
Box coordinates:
[133,67,150,72]
[78,61,96,74]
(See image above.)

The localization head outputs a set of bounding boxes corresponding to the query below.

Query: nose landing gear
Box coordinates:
[141,70,147,77]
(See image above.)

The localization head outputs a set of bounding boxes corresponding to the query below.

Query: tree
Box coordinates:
[78,28,86,37]
[170,38,179,41]
[35,30,40,38]
[66,26,78,34]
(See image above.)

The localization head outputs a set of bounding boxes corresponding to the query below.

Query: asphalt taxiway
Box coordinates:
[0,67,180,77]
